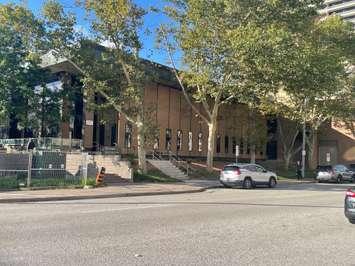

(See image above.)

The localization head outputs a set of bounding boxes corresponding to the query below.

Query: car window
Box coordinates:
[223,165,239,171]
[254,165,265,172]
[317,165,332,171]
[242,165,254,171]
[335,165,346,171]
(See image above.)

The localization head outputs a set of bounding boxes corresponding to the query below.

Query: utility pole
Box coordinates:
[301,98,307,179]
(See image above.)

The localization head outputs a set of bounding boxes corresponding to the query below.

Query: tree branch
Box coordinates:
[162,31,210,124]
[64,57,135,123]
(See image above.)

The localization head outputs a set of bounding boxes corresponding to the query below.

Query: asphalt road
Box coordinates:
[1,182,355,266]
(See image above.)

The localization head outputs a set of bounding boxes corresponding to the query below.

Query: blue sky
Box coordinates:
[0,0,177,66]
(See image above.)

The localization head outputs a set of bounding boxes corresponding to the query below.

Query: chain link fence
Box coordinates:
[0,151,93,189]
[0,138,82,151]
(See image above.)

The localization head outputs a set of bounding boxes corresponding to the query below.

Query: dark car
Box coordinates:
[349,164,355,172]
[344,188,355,224]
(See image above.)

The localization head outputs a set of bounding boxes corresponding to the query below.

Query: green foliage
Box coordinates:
[0,4,60,136]
[133,170,181,183]
[0,177,21,189]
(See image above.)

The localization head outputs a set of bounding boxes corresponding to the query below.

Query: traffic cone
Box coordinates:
[96,167,106,186]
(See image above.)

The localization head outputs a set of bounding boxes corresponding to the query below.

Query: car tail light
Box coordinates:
[346,188,355,197]
[234,168,241,175]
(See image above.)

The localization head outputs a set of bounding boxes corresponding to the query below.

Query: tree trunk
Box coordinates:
[136,116,147,174]
[250,144,256,164]
[206,116,217,172]
[284,152,292,171]
[307,130,318,170]
[249,108,256,164]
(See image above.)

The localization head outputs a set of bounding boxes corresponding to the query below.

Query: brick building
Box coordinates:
[42,54,268,161]
[40,54,354,166]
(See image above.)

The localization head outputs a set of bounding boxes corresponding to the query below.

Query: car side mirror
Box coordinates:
[263,170,267,173]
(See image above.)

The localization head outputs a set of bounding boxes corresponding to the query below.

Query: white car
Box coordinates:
[220,163,277,189]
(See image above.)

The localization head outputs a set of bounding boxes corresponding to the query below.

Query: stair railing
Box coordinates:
[148,150,190,177]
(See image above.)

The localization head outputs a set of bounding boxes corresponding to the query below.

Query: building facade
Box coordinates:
[41,56,354,166]
[43,57,269,161]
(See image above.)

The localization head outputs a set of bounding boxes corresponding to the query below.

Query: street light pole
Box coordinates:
[301,98,307,179]
[301,118,306,179]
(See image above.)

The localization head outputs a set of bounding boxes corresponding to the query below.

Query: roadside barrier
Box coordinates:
[96,167,106,186]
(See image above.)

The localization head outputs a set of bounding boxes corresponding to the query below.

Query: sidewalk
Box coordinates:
[0,182,215,203]
[0,178,314,203]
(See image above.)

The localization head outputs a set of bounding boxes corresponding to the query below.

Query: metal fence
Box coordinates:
[0,138,83,151]
[0,151,92,189]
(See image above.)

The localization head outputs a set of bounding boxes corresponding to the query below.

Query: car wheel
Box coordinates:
[337,175,342,184]
[349,219,355,224]
[243,177,253,189]
[268,177,277,188]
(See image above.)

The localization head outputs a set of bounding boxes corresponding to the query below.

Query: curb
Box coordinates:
[278,179,316,184]
[0,187,208,204]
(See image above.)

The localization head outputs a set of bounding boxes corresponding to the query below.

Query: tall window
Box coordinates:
[232,137,237,154]
[188,132,193,151]
[166,128,172,150]
[224,136,229,154]
[240,138,244,154]
[216,135,221,153]
[124,123,132,149]
[198,132,203,152]
[247,139,250,154]
[153,137,159,150]
[177,130,182,151]
[111,124,117,146]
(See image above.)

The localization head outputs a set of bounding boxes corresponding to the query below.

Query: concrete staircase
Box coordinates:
[104,174,130,186]
[148,159,188,180]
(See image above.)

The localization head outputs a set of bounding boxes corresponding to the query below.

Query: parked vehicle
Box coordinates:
[316,165,355,183]
[349,164,355,172]
[344,188,355,224]
[220,163,277,189]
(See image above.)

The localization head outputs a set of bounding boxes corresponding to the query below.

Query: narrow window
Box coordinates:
[198,132,203,152]
[247,139,250,154]
[240,138,244,154]
[216,135,221,153]
[166,128,172,150]
[153,137,159,150]
[177,130,182,151]
[232,137,237,154]
[225,136,229,154]
[124,123,132,149]
[188,132,193,151]
[111,124,117,146]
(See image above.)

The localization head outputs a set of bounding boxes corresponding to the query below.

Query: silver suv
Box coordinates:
[220,163,277,189]
[316,164,355,183]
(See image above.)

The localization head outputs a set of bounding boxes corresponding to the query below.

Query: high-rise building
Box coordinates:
[319,0,355,24]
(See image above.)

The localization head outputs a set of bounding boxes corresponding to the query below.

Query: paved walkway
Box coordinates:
[0,178,314,203]
[0,182,215,203]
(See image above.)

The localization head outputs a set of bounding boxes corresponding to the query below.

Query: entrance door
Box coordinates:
[319,143,338,166]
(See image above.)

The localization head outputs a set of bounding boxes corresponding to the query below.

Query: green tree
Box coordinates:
[161,0,327,170]
[160,0,252,171]
[0,4,57,138]
[43,0,156,173]
[252,14,355,170]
